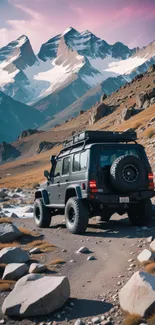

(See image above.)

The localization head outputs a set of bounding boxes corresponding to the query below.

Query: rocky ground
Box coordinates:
[0,189,155,325]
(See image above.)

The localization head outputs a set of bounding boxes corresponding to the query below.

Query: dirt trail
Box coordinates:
[2,213,154,325]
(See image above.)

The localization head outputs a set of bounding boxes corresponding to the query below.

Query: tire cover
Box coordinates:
[110,155,146,192]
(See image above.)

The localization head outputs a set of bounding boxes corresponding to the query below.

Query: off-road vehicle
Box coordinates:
[34,130,155,234]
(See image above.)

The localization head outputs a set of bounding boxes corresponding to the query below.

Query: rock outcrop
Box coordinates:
[18,129,42,140]
[0,142,20,163]
[36,141,58,154]
[89,103,112,125]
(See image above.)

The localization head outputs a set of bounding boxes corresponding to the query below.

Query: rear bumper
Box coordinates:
[87,190,155,204]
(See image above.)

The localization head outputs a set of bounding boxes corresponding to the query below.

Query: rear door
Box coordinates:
[59,156,71,204]
[91,144,142,193]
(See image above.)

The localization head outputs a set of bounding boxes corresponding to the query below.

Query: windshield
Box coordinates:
[99,147,139,168]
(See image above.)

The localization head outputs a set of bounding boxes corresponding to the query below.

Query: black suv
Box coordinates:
[34,130,155,234]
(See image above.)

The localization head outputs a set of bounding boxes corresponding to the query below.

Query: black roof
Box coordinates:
[58,130,137,157]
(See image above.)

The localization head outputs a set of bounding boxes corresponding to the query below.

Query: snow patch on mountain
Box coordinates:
[105,55,149,75]
[62,27,73,35]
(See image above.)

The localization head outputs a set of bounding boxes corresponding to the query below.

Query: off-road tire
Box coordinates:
[110,155,146,192]
[65,197,89,234]
[34,198,51,228]
[128,199,153,227]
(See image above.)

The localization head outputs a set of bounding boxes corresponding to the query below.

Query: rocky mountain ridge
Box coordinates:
[0,28,155,124]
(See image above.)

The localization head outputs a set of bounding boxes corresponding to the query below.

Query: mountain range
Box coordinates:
[0,27,155,142]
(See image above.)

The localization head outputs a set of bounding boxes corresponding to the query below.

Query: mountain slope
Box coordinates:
[0,91,45,142]
[0,66,155,188]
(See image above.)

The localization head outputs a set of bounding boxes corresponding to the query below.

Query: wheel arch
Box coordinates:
[65,185,82,204]
[35,189,50,205]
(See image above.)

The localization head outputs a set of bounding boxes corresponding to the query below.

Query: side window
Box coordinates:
[62,156,70,175]
[80,151,87,170]
[73,151,87,172]
[73,153,80,172]
[54,160,62,176]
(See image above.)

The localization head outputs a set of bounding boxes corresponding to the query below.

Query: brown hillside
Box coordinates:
[0,67,155,188]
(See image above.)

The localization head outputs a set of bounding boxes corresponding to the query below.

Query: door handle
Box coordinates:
[57,181,60,186]
[66,179,68,182]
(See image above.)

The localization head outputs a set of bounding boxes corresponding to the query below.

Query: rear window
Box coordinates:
[99,147,139,168]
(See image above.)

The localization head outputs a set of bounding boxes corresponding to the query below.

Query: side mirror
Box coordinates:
[44,170,50,179]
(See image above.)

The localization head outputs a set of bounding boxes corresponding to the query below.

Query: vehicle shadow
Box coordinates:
[50,215,155,239]
[85,216,155,239]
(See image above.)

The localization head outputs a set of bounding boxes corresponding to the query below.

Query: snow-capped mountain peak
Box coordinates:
[62,27,77,36]
[0,27,155,127]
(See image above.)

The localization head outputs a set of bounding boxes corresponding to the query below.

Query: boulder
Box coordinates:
[0,190,7,199]
[11,194,20,199]
[143,100,150,109]
[24,207,33,213]
[76,247,89,254]
[120,107,135,121]
[147,236,153,243]
[100,93,107,102]
[15,188,22,193]
[119,271,155,317]
[36,141,56,154]
[89,103,110,125]
[0,247,29,264]
[150,240,155,252]
[29,263,47,274]
[17,129,41,140]
[137,249,154,264]
[2,274,70,317]
[0,142,20,163]
[11,213,18,219]
[148,64,155,73]
[149,117,155,123]
[147,88,155,99]
[2,263,28,280]
[29,247,41,254]
[136,92,149,108]
[0,223,22,242]
[150,97,155,105]
[2,203,11,209]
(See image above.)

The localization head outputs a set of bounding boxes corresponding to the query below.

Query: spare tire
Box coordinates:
[110,155,146,192]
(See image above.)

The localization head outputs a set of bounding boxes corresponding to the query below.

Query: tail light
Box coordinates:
[148,173,154,190]
[89,180,97,189]
[89,180,98,193]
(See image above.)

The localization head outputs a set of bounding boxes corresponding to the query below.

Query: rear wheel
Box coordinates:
[65,197,89,234]
[34,199,51,228]
[128,199,153,227]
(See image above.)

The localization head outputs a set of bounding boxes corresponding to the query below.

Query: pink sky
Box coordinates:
[0,0,155,52]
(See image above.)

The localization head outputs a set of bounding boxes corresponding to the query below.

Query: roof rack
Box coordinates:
[58,130,137,156]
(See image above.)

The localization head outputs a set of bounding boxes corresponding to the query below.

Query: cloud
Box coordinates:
[0,0,155,51]
[0,2,55,52]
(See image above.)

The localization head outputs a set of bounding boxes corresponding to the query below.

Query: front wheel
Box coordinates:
[34,199,51,228]
[128,199,153,227]
[65,197,89,234]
